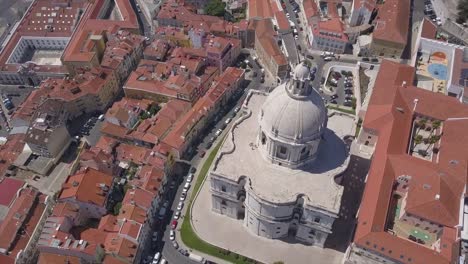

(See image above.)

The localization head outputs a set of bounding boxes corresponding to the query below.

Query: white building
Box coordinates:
[209,63,349,247]
[348,0,376,27]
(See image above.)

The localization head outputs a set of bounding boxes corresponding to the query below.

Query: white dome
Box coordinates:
[293,63,310,81]
[260,83,327,144]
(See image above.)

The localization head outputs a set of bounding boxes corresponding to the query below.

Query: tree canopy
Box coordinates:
[205,0,226,17]
[456,0,468,24]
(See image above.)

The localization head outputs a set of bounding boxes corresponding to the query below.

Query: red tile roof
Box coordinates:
[420,18,437,40]
[0,178,24,206]
[372,0,410,45]
[253,19,288,66]
[0,134,26,176]
[0,0,88,73]
[51,202,80,219]
[248,0,280,18]
[354,60,468,264]
[116,143,150,165]
[122,188,153,211]
[59,168,113,207]
[103,233,137,263]
[131,165,164,195]
[118,204,147,224]
[0,188,41,253]
[162,67,244,152]
[38,252,82,264]
[312,18,348,42]
[274,11,290,31]
[94,136,118,154]
[62,0,139,63]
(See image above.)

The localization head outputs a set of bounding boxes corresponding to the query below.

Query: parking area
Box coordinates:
[0,85,34,135]
[323,69,356,108]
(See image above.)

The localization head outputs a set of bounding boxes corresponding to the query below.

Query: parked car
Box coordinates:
[345,89,354,95]
[180,192,186,201]
[177,201,184,211]
[371,58,379,63]
[174,211,181,220]
[234,106,241,113]
[171,220,178,229]
[186,174,193,183]
[225,118,232,124]
[172,241,179,249]
[324,56,333,61]
[153,252,161,264]
[330,94,338,99]
[362,57,370,62]
[199,150,206,157]
[169,230,175,241]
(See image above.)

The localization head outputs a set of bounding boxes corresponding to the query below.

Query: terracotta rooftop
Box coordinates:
[0,134,26,177]
[130,165,164,195]
[252,19,288,66]
[122,188,154,211]
[312,17,348,42]
[275,11,290,31]
[0,0,88,73]
[0,187,43,254]
[0,178,25,207]
[248,0,280,18]
[162,67,244,151]
[115,143,150,165]
[62,0,139,63]
[118,204,147,224]
[354,60,468,264]
[352,0,376,11]
[302,0,319,23]
[105,97,152,126]
[13,67,114,115]
[51,201,80,219]
[59,168,113,207]
[103,233,137,263]
[38,252,82,264]
[420,18,437,40]
[372,0,410,45]
[94,136,118,154]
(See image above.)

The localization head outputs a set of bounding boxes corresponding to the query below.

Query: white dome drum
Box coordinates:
[257,62,327,169]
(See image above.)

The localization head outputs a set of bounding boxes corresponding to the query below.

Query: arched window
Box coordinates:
[276,145,288,159]
[261,132,266,145]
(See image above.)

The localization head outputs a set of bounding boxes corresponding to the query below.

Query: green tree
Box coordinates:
[456,0,468,24]
[113,202,122,215]
[205,0,226,17]
[416,118,427,133]
[273,261,285,264]
[413,134,424,149]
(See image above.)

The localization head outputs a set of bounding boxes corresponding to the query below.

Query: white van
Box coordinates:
[98,114,105,121]
[159,259,167,264]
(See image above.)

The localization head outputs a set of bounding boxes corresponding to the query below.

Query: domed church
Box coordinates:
[209,62,349,247]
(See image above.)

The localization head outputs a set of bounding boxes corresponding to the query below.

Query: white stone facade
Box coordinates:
[210,63,347,247]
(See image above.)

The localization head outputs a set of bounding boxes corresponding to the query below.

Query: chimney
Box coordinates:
[401,81,407,87]
[435,194,440,200]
